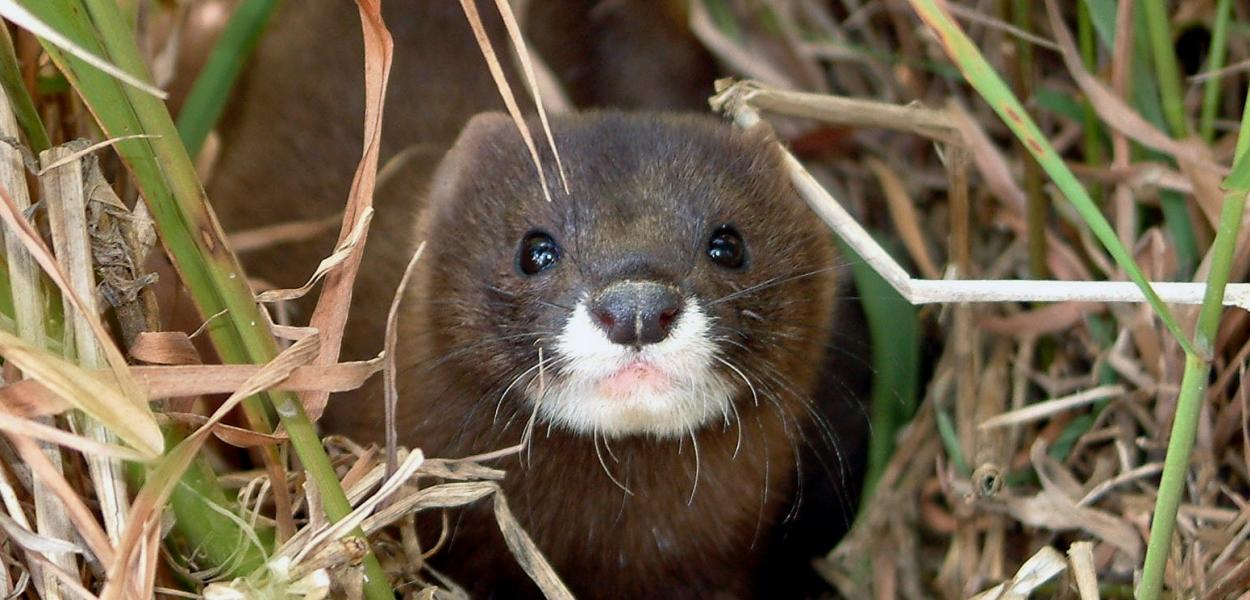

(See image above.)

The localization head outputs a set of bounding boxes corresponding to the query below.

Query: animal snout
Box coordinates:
[588,282,684,346]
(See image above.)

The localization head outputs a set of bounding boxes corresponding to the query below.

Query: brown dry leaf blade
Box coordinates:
[0,328,160,458]
[0,376,71,417]
[0,407,147,461]
[349,478,571,599]
[458,0,556,203]
[947,100,1026,211]
[977,302,1093,335]
[5,433,114,565]
[865,157,940,279]
[228,212,343,254]
[1066,541,1099,600]
[0,511,83,556]
[129,331,202,365]
[493,493,574,600]
[299,0,394,423]
[163,412,288,448]
[255,206,373,303]
[0,357,382,418]
[385,243,425,475]
[490,0,568,191]
[968,545,1066,599]
[997,443,1142,560]
[287,448,426,565]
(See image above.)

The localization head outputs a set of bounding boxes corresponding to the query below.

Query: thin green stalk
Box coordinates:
[0,260,13,322]
[1141,0,1188,137]
[175,0,278,158]
[906,0,1196,357]
[1007,0,1048,279]
[127,427,270,578]
[1137,88,1250,600]
[1078,2,1106,202]
[1200,0,1234,143]
[1130,5,1199,277]
[18,3,390,597]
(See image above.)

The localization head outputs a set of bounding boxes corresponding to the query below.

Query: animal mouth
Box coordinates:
[596,359,674,398]
[534,297,735,437]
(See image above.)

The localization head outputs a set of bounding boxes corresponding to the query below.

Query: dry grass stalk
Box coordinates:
[40,142,130,547]
[0,79,73,600]
[714,78,1250,310]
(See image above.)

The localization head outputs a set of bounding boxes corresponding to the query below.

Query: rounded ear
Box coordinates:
[425,112,516,206]
[458,111,514,144]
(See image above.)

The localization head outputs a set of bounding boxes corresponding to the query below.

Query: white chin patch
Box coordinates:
[528,297,733,438]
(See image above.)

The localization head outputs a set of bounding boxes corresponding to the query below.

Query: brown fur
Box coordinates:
[383,112,861,598]
[207,2,866,598]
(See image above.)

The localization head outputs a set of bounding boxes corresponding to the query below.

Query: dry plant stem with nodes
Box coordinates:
[713,80,1250,312]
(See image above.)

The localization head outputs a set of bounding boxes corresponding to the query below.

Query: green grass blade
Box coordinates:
[1200,0,1234,143]
[1137,86,1250,600]
[905,0,1195,356]
[0,27,49,152]
[1134,5,1197,277]
[1081,0,1116,50]
[1158,189,1198,277]
[175,0,278,158]
[1141,0,1188,137]
[1077,2,1106,201]
[840,239,919,503]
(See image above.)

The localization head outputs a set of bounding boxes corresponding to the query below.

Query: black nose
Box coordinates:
[588,282,684,346]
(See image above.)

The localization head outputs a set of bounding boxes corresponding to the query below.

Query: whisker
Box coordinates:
[686,423,701,506]
[707,265,843,306]
[493,359,553,424]
[714,355,759,408]
[484,284,573,311]
[593,429,633,495]
[602,433,621,464]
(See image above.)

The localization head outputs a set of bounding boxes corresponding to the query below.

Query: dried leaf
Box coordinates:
[298,0,393,422]
[969,546,1066,599]
[0,328,161,457]
[254,207,373,303]
[1066,541,1099,600]
[385,243,425,475]
[0,408,147,461]
[0,184,159,451]
[129,331,202,365]
[0,357,382,417]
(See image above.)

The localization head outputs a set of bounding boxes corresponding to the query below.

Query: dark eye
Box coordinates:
[707,225,745,269]
[518,231,561,275]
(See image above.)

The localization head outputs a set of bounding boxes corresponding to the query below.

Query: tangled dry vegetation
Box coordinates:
[0,0,1245,598]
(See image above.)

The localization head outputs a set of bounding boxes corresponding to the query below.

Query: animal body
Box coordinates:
[208,2,868,597]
